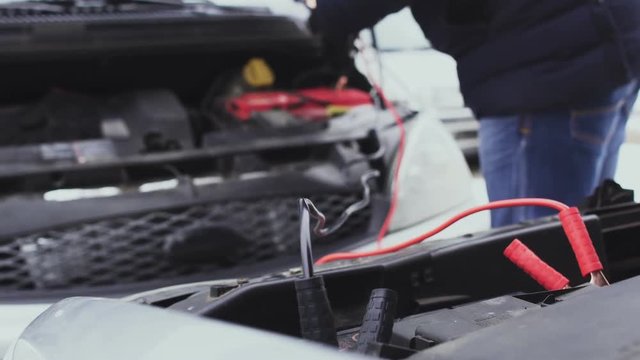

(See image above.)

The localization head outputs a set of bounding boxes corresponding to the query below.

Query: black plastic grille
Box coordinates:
[0,194,371,291]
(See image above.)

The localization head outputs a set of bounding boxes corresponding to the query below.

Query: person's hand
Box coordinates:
[308,8,354,72]
[305,1,372,90]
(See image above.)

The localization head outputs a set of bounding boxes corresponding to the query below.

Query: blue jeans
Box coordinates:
[479,82,639,227]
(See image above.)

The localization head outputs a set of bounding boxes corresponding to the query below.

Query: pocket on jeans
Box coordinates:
[570,101,622,146]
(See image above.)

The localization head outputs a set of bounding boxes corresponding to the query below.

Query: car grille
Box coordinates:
[0,193,371,291]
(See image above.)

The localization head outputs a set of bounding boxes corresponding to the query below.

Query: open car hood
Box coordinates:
[0,0,318,60]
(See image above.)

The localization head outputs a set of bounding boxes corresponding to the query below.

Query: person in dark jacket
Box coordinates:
[311,0,640,227]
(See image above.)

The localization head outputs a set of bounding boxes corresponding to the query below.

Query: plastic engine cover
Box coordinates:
[414,276,640,360]
[106,89,193,155]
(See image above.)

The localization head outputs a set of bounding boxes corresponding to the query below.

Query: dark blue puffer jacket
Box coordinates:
[312,0,640,117]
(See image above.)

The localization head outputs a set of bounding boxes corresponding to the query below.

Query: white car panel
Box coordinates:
[4,298,361,360]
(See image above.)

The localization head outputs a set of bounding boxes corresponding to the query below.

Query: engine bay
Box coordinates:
[0,50,374,189]
[121,184,640,359]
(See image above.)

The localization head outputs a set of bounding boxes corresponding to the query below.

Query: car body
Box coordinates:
[4,3,640,360]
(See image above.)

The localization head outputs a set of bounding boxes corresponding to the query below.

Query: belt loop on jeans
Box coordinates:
[519,115,532,136]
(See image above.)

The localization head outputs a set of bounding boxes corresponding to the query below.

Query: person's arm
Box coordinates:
[310,0,409,40]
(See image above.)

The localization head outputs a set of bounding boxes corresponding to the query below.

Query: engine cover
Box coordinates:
[0,89,193,166]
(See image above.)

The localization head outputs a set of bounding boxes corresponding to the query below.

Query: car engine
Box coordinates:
[121,183,640,359]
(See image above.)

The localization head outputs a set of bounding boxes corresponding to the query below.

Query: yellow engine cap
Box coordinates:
[243,58,275,88]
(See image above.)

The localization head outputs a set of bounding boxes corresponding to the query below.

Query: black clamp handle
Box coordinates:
[295,276,338,346]
[295,199,338,346]
[356,288,398,353]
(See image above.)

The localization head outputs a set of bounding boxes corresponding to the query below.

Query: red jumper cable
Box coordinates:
[503,239,570,291]
[316,199,609,287]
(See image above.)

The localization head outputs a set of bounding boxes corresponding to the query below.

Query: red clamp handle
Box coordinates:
[559,207,603,277]
[504,239,570,291]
